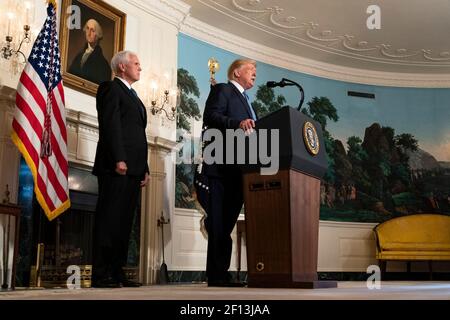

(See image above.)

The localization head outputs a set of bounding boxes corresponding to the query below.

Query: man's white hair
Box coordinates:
[110,50,137,74]
[84,19,103,40]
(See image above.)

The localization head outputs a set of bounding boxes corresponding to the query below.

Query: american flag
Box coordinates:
[11,1,70,221]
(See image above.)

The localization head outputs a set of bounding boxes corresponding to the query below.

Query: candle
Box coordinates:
[150,80,158,102]
[24,2,32,26]
[6,12,13,36]
[163,72,171,89]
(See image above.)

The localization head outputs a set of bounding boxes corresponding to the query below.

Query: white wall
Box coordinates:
[167,210,379,273]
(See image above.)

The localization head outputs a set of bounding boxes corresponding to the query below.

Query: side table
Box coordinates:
[1,203,21,290]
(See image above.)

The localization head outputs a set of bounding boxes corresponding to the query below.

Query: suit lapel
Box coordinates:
[229,82,254,119]
[114,78,147,124]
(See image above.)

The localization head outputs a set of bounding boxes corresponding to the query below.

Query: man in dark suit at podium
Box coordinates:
[92,50,149,288]
[202,58,258,287]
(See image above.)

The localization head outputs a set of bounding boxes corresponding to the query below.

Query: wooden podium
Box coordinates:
[241,107,337,288]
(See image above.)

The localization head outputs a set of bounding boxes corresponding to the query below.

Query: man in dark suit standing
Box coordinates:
[92,50,149,288]
[202,58,258,286]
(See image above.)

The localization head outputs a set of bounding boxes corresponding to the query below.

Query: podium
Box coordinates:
[241,107,337,288]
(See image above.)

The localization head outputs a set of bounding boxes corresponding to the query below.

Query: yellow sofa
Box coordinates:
[373,213,450,277]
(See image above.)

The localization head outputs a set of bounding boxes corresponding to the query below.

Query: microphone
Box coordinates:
[265,78,305,111]
[266,80,286,88]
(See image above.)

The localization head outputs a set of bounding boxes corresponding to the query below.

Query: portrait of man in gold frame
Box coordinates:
[59,0,126,96]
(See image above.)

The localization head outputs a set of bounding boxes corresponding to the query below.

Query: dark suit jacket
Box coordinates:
[93,78,149,177]
[202,82,258,177]
[68,44,111,85]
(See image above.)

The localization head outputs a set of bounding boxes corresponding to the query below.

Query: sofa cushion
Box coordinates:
[377,250,450,261]
[382,242,450,251]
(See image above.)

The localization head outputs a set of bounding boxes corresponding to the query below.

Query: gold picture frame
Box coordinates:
[59,0,126,96]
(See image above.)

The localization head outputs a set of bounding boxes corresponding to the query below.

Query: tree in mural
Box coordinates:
[391,133,419,189]
[361,124,393,200]
[347,136,370,193]
[332,140,353,188]
[175,68,202,208]
[303,97,339,130]
[389,133,419,195]
[395,133,418,153]
[301,97,339,183]
[177,68,202,132]
[251,84,286,118]
[360,124,419,203]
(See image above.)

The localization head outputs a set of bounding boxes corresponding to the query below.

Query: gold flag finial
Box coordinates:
[208,58,220,85]
[47,0,57,8]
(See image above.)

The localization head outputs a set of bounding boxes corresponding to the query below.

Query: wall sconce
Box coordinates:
[1,1,34,74]
[148,72,178,121]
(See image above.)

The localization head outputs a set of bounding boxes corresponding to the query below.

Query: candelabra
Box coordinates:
[147,72,178,121]
[1,25,31,61]
[1,2,34,74]
[150,89,177,121]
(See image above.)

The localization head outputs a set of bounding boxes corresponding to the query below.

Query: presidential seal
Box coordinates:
[303,121,320,156]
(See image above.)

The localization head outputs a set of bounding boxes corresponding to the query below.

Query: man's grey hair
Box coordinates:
[110,50,137,74]
[84,19,103,40]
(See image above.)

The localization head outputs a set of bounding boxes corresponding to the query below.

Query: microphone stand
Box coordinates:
[268,78,305,111]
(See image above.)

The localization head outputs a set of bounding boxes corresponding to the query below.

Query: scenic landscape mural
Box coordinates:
[176,34,450,222]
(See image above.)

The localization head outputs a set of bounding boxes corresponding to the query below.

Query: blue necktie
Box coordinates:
[130,87,138,97]
[130,88,145,119]
[243,91,257,121]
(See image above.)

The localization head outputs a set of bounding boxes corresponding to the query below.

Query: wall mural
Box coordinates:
[176,34,450,223]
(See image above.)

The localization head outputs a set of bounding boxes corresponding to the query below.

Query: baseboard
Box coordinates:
[319,272,450,281]
[167,271,245,283]
[166,271,450,283]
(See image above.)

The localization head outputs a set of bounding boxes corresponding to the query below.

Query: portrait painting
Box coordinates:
[60,0,126,96]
